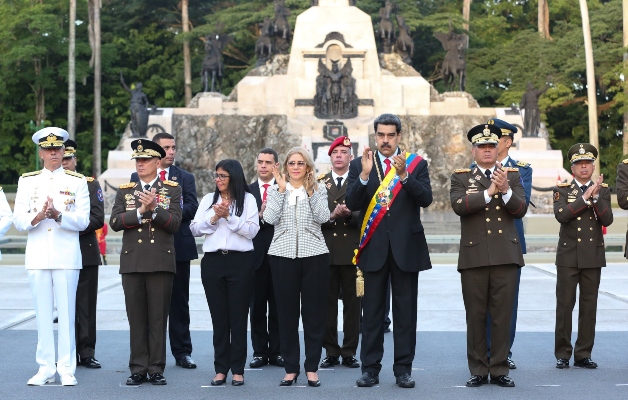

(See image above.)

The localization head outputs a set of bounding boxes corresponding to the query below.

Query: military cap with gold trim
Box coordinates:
[487,118,518,136]
[567,143,598,163]
[131,139,166,159]
[328,136,352,156]
[32,127,69,148]
[467,123,501,145]
[63,139,77,158]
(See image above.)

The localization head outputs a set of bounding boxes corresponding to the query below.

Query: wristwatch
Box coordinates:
[55,213,63,223]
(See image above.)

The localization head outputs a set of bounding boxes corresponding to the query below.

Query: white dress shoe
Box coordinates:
[27,373,56,386]
[61,374,77,386]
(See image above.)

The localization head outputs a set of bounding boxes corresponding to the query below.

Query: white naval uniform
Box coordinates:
[13,167,90,377]
[0,189,13,258]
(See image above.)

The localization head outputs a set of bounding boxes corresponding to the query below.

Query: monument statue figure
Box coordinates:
[273,0,292,54]
[434,23,466,92]
[256,17,274,66]
[394,14,414,64]
[520,81,549,137]
[201,33,233,93]
[120,72,149,138]
[377,1,396,54]
[314,58,358,119]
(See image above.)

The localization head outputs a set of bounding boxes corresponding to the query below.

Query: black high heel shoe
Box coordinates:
[307,379,321,387]
[210,376,226,386]
[279,372,299,386]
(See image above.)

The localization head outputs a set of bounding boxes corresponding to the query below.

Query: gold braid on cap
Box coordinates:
[39,134,64,148]
[132,149,162,158]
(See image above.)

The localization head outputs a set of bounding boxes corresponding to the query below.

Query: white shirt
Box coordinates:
[136,176,159,223]
[476,165,513,204]
[190,192,260,252]
[331,170,349,187]
[13,167,90,269]
[158,166,171,180]
[286,182,308,206]
[257,178,274,200]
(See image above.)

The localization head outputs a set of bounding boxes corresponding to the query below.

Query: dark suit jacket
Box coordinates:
[451,168,527,271]
[132,164,198,262]
[616,161,628,258]
[319,172,360,266]
[250,180,274,270]
[346,153,433,272]
[79,177,105,266]
[110,179,182,274]
[553,180,613,268]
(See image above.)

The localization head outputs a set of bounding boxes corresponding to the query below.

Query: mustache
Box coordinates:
[380,144,391,148]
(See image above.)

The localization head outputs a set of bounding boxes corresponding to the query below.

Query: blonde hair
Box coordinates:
[283,147,317,194]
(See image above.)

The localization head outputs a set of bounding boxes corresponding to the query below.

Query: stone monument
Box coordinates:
[120,73,149,137]
[201,33,233,92]
[520,81,548,137]
[434,24,466,92]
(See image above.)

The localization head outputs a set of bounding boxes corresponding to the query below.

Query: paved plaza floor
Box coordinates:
[3,261,628,399]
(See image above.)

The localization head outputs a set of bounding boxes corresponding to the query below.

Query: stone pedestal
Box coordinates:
[98,139,135,213]
[510,137,571,190]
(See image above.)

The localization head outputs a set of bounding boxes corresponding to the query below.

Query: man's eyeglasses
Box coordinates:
[212,172,230,180]
[287,161,306,167]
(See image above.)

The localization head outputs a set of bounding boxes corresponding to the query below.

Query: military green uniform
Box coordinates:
[110,179,182,376]
[319,172,361,360]
[553,180,613,361]
[450,166,527,378]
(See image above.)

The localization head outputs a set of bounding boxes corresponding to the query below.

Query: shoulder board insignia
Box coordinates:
[601,183,609,187]
[0,186,3,191]
[623,158,628,164]
[516,161,530,168]
[21,171,42,178]
[163,180,179,187]
[454,168,471,173]
[557,183,570,187]
[119,182,136,189]
[504,167,519,172]
[317,173,326,181]
[86,176,95,182]
[64,170,84,179]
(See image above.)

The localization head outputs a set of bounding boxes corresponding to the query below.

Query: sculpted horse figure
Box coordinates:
[378,1,395,43]
[273,0,291,40]
[395,15,414,64]
[201,34,232,92]
[434,27,467,92]
[256,17,274,60]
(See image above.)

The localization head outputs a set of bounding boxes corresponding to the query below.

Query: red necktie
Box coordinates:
[159,170,167,181]
[262,183,270,201]
[384,159,391,175]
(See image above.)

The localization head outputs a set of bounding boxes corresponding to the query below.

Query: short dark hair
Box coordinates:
[258,147,278,163]
[210,159,251,217]
[374,113,402,134]
[152,132,175,143]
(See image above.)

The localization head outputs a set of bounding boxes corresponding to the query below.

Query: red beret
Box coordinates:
[328,136,351,156]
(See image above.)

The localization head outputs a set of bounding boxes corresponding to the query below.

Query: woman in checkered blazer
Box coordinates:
[263,147,330,387]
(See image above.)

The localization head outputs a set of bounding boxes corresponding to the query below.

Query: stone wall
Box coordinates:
[173,114,300,197]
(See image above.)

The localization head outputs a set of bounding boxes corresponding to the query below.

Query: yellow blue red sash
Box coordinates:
[353,152,422,266]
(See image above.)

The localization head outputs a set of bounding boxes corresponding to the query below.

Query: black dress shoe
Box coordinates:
[78,356,101,369]
[211,377,226,386]
[149,373,167,385]
[320,356,339,368]
[232,379,244,386]
[279,372,299,386]
[341,356,360,368]
[466,375,488,387]
[574,358,598,369]
[356,372,379,387]
[395,373,415,388]
[249,357,268,368]
[490,375,515,387]
[308,379,321,387]
[126,373,146,386]
[175,355,197,369]
[507,357,516,369]
[556,358,570,369]
[269,356,285,367]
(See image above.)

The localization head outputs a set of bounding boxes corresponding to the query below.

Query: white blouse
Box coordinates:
[190,192,260,252]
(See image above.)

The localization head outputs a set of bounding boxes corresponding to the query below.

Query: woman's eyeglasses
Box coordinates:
[211,172,230,180]
[287,161,306,167]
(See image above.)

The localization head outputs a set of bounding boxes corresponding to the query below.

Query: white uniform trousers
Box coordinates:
[28,269,80,376]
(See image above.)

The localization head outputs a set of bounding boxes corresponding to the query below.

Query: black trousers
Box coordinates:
[201,251,254,375]
[360,249,418,376]
[323,264,360,358]
[169,260,193,360]
[121,272,174,375]
[76,265,99,359]
[270,254,330,374]
[250,254,280,359]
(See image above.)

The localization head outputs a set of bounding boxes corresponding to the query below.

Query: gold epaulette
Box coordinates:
[516,161,531,168]
[163,180,178,187]
[119,182,136,189]
[454,168,471,173]
[504,167,519,172]
[0,186,3,191]
[64,170,84,179]
[86,176,95,182]
[623,158,628,164]
[601,183,609,187]
[317,173,326,181]
[21,171,42,178]
[557,183,570,187]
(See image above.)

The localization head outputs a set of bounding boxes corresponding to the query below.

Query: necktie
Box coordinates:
[581,184,588,193]
[484,169,492,181]
[144,184,151,191]
[336,177,343,189]
[384,159,391,175]
[262,183,270,201]
[159,170,167,181]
